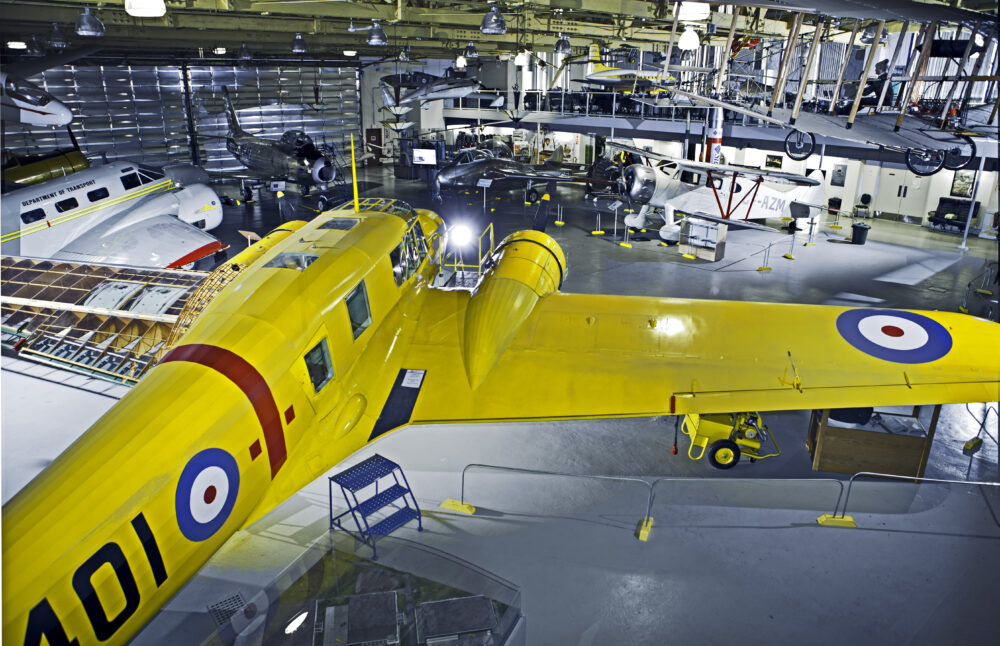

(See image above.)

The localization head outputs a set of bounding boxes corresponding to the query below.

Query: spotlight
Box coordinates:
[343,49,357,57]
[75,8,105,38]
[464,41,479,59]
[368,21,388,47]
[677,27,701,51]
[48,23,69,49]
[480,1,508,35]
[448,224,474,249]
[291,32,307,54]
[555,33,571,55]
[7,41,27,50]
[125,0,167,18]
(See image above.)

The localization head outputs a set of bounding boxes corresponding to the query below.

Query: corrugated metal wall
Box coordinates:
[3,63,360,171]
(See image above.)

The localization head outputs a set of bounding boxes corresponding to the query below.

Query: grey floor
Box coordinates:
[3,166,998,645]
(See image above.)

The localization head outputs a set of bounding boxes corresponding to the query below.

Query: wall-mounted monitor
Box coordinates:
[413,149,437,165]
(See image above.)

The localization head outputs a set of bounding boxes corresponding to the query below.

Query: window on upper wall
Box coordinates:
[345,281,372,340]
[304,338,333,393]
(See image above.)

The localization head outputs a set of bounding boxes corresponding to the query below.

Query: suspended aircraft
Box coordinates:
[433,146,592,201]
[379,69,505,109]
[575,44,674,90]
[3,181,998,645]
[1,161,226,268]
[607,140,825,242]
[0,46,99,127]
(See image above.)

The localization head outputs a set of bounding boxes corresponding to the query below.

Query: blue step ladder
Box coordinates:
[329,454,422,559]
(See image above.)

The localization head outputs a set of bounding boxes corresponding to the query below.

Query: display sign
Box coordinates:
[413,148,437,165]
[269,181,286,192]
[476,178,493,188]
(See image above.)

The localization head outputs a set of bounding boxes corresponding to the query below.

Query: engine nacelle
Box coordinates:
[176,183,224,231]
[311,158,336,184]
[622,163,670,207]
[463,230,566,387]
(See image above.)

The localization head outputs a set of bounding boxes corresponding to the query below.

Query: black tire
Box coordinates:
[784,130,815,161]
[526,188,540,202]
[317,196,328,212]
[707,439,741,469]
[905,148,945,176]
[942,135,976,171]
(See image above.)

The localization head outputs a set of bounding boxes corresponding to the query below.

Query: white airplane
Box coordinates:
[0,47,98,127]
[608,140,825,242]
[1,162,227,268]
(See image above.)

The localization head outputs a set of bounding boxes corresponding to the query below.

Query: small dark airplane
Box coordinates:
[434,147,591,201]
[380,69,504,109]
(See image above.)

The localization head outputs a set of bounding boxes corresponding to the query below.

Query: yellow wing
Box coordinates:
[394,289,999,427]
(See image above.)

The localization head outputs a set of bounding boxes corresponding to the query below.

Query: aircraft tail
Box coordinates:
[548,146,563,164]
[789,169,826,221]
[587,44,615,75]
[221,86,244,134]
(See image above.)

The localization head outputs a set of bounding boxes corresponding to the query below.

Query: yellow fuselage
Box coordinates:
[2,203,443,645]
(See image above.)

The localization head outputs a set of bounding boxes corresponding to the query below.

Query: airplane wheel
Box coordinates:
[905,148,945,176]
[317,196,328,212]
[707,440,741,470]
[943,135,976,171]
[784,130,814,161]
[526,188,540,203]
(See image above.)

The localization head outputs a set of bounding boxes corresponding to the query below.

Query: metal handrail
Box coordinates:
[829,471,1000,520]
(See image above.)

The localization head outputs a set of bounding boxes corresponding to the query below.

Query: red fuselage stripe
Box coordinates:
[160,344,287,478]
[166,241,228,269]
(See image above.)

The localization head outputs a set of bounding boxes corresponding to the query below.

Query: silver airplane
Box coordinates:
[1,161,226,268]
[433,147,594,201]
[380,70,504,109]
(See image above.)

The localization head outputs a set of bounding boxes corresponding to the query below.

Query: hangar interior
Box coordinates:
[1,2,999,645]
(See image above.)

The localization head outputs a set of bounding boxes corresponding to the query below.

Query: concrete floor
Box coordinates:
[3,165,998,645]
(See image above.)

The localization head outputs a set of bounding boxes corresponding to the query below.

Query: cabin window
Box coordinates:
[345,281,372,340]
[264,252,320,271]
[304,338,333,392]
[137,167,164,184]
[679,171,701,186]
[55,197,79,213]
[319,217,360,230]
[87,187,110,202]
[389,243,406,286]
[412,222,428,262]
[21,208,45,224]
[120,173,141,190]
[707,176,723,190]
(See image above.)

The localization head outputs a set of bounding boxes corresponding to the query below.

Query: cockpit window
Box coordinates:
[4,78,50,107]
[137,166,165,184]
[345,281,372,339]
[303,338,333,392]
[264,252,320,271]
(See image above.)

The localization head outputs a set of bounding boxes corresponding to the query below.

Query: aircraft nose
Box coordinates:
[51,102,73,127]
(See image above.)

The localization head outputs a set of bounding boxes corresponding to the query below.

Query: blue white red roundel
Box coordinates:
[836,309,952,364]
[176,448,240,542]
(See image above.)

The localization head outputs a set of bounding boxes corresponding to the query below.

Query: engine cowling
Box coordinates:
[311,158,336,184]
[463,230,566,388]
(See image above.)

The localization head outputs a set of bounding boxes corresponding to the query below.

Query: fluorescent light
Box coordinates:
[284,611,308,635]
[7,41,27,50]
[677,2,710,21]
[456,54,467,68]
[464,41,479,59]
[677,27,700,51]
[343,49,357,57]
[75,8,105,38]
[368,21,388,46]
[291,32,307,54]
[213,47,226,55]
[480,2,507,35]
[125,0,166,18]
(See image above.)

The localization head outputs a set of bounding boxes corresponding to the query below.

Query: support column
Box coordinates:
[939,22,981,129]
[895,22,937,132]
[829,20,860,114]
[714,9,740,95]
[875,20,910,112]
[790,17,825,125]
[846,19,885,129]
[768,12,803,117]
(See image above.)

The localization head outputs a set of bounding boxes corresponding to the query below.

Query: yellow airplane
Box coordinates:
[581,44,674,88]
[4,194,1000,641]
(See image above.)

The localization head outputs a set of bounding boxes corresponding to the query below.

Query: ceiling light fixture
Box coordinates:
[513,50,528,66]
[291,32,307,54]
[213,47,226,55]
[343,49,357,56]
[456,54,467,69]
[554,33,571,55]
[7,40,27,50]
[676,2,710,21]
[677,27,701,51]
[464,41,479,59]
[125,0,166,18]
[368,20,388,46]
[75,8,105,37]
[48,23,69,49]
[480,1,508,35]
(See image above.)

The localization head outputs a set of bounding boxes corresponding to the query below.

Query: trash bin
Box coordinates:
[851,222,870,245]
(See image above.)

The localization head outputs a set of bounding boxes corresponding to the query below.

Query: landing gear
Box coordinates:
[708,439,740,469]
[784,130,815,161]
[526,187,540,203]
[317,195,329,212]
[905,148,945,176]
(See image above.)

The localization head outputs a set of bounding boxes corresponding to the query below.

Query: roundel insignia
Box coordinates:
[175,448,240,542]
[836,309,952,364]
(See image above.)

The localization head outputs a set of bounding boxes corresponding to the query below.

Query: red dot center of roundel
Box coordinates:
[881,325,904,338]
[204,486,217,504]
